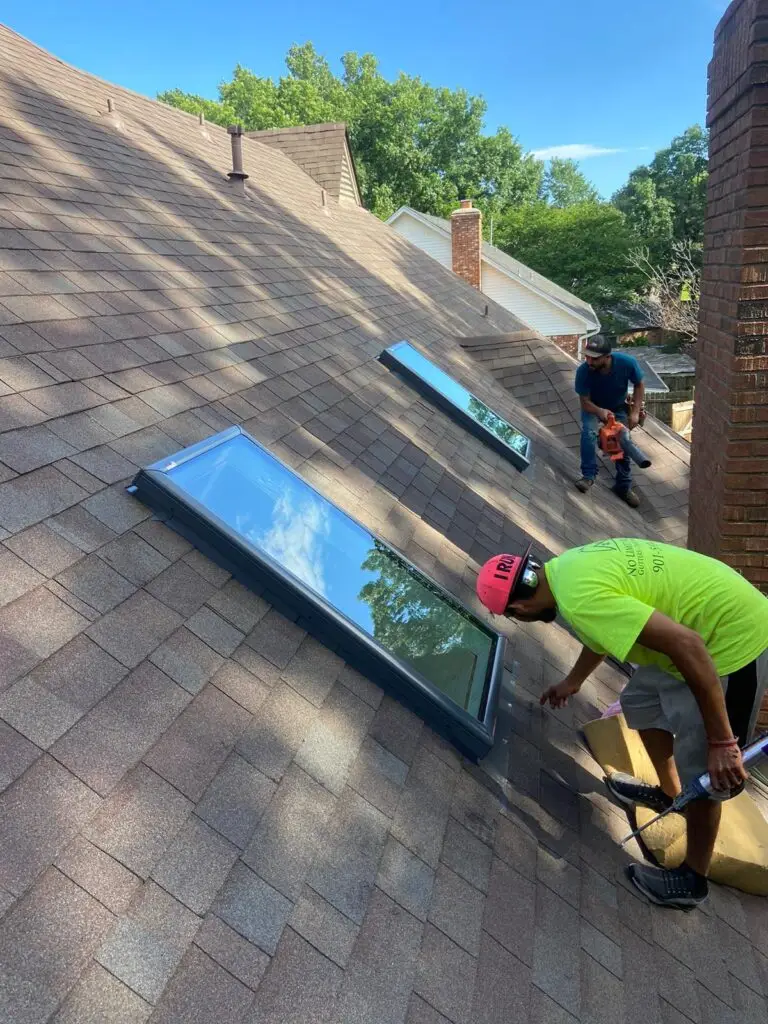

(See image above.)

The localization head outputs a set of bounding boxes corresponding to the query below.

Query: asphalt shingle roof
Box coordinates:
[616,346,697,378]
[245,123,361,206]
[0,23,765,1024]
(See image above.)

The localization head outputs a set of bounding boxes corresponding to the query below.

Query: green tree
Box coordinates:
[543,158,599,208]
[493,201,644,307]
[156,88,236,126]
[647,125,708,242]
[217,66,285,127]
[158,43,541,219]
[612,171,674,263]
[613,125,707,260]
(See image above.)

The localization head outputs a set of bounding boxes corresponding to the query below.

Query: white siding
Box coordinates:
[391,211,589,337]
[481,263,585,337]
[391,213,452,269]
[339,144,361,206]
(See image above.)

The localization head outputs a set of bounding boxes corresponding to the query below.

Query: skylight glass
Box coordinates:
[130,427,504,757]
[380,341,531,470]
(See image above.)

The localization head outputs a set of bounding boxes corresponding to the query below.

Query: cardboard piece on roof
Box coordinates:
[583,713,768,895]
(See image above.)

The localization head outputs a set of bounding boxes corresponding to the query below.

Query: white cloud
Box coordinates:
[530,144,625,161]
[245,488,331,597]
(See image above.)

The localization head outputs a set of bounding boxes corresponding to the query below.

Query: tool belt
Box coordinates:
[625,397,646,427]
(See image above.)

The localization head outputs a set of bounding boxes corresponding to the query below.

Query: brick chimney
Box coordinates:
[689,0,768,726]
[451,200,482,290]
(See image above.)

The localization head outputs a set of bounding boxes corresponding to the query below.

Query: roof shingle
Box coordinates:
[0,23,764,1024]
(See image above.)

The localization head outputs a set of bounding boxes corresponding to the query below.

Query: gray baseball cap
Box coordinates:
[584,335,612,357]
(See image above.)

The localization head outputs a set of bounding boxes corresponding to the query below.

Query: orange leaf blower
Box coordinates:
[598,413,652,469]
[598,413,626,461]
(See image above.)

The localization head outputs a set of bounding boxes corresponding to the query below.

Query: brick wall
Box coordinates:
[450,200,482,290]
[550,334,580,357]
[690,0,768,727]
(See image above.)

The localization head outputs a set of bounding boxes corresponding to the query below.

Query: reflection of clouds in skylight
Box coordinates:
[252,488,331,596]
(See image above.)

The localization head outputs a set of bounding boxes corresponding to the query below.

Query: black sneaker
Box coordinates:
[627,863,709,911]
[575,478,594,493]
[613,487,640,508]
[605,772,674,814]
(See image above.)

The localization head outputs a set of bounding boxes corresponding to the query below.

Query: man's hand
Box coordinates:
[628,410,640,430]
[540,679,582,708]
[597,408,611,423]
[707,742,748,792]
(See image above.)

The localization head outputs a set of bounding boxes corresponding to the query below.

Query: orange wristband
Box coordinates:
[708,737,739,748]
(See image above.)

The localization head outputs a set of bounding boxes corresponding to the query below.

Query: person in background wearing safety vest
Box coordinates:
[475,539,768,911]
[575,335,645,508]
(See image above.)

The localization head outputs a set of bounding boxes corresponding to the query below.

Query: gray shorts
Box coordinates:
[619,650,768,796]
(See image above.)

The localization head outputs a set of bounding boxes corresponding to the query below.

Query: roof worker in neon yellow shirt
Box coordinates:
[476,538,768,911]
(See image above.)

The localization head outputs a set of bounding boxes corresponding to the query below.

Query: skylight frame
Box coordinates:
[379,340,531,471]
[129,426,505,760]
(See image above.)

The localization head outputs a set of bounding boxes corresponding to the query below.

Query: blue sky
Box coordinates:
[3,0,729,197]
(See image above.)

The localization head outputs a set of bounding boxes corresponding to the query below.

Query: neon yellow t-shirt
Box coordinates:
[544,538,768,677]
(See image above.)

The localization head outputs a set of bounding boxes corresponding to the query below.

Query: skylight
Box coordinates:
[380,341,531,470]
[130,427,504,759]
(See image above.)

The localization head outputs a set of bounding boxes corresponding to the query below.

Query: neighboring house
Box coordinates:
[618,347,697,390]
[2,25,756,1024]
[387,203,600,355]
[617,346,697,434]
[601,300,684,348]
[245,122,362,206]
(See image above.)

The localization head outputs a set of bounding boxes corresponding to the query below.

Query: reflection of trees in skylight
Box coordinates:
[382,342,530,464]
[359,541,476,657]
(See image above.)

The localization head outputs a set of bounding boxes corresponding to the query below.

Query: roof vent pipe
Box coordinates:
[198,111,211,140]
[227,124,249,189]
[100,96,126,132]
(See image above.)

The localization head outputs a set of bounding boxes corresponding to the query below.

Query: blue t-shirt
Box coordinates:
[575,352,643,411]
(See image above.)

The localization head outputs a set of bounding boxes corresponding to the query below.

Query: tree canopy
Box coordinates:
[159,45,708,323]
[543,158,599,208]
[612,125,707,263]
[159,43,542,219]
[492,201,644,308]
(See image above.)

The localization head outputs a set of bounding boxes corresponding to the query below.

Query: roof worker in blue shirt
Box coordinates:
[574,335,645,508]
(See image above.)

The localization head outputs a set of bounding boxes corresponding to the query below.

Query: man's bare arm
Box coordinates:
[569,645,606,685]
[629,380,645,428]
[579,394,609,421]
[637,612,732,740]
[540,646,605,708]
[637,611,746,790]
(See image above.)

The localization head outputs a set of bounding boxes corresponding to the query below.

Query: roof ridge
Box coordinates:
[246,123,348,135]
[0,22,231,136]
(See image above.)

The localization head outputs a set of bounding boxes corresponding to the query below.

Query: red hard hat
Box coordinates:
[476,544,533,615]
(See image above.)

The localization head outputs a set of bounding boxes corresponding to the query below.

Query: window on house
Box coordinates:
[379,341,531,470]
[130,427,504,759]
